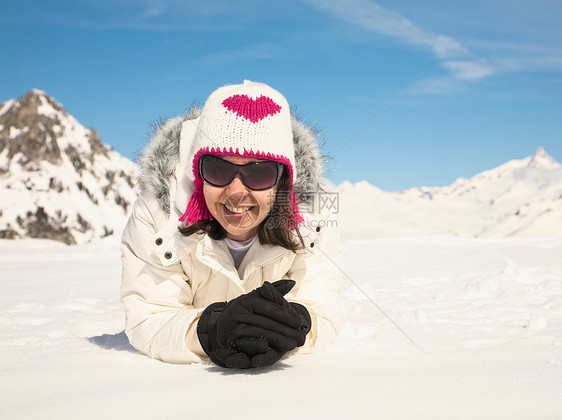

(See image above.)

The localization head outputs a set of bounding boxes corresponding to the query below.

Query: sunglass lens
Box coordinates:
[241,162,281,190]
[200,156,234,187]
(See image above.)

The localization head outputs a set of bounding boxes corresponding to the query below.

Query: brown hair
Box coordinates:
[178,168,305,252]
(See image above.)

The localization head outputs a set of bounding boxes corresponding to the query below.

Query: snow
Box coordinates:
[0,149,136,242]
[55,114,94,153]
[336,148,562,239]
[1,91,562,416]
[2,235,561,419]
[9,126,27,139]
[0,99,15,117]
[35,91,61,118]
[0,92,139,243]
[528,147,561,169]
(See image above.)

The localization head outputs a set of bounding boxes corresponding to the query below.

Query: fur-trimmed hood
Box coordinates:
[137,106,328,217]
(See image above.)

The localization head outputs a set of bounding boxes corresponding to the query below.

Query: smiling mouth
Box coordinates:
[223,203,254,214]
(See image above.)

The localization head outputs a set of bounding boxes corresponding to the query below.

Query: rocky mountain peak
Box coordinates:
[0,90,138,245]
[528,147,561,169]
[0,90,114,173]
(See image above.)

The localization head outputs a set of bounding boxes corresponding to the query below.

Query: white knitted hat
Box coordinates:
[179,80,302,226]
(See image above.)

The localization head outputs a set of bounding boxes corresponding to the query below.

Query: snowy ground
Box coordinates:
[1,235,561,419]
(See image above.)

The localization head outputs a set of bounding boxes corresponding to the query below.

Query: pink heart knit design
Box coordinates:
[221,94,282,123]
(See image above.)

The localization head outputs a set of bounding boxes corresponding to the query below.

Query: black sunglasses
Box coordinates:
[199,155,284,191]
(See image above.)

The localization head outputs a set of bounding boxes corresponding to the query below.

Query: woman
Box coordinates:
[121,80,343,369]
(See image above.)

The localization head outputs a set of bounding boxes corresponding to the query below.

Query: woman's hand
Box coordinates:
[197,280,311,369]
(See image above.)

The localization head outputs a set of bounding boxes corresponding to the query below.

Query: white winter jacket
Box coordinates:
[120,111,343,364]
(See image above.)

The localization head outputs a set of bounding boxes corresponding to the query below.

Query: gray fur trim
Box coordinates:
[137,106,200,213]
[291,115,327,200]
[138,106,328,215]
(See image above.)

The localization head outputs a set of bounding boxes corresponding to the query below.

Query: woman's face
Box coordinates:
[203,155,279,241]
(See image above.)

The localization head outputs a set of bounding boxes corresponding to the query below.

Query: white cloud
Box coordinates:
[442,60,495,81]
[304,0,467,58]
[101,0,237,17]
[494,55,562,72]
[304,0,495,85]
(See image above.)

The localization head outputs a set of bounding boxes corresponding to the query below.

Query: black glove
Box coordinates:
[230,281,312,368]
[197,280,311,369]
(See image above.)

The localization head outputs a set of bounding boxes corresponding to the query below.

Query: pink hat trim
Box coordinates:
[179,147,303,229]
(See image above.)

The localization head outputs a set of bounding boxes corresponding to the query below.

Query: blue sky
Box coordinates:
[1,0,561,190]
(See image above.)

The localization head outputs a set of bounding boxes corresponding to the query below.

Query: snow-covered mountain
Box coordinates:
[1,89,559,243]
[0,90,138,244]
[336,147,562,238]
